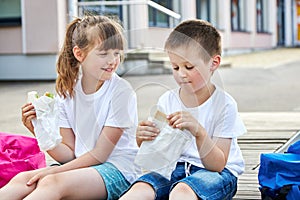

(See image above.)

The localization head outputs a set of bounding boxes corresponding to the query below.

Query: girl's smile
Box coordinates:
[101,67,114,72]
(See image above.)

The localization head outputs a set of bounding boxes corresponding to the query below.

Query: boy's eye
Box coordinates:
[172,66,179,70]
[186,66,194,70]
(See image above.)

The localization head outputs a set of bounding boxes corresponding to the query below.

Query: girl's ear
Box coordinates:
[73,46,84,62]
[210,55,221,72]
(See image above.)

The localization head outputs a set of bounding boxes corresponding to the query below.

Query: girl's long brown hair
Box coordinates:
[56,15,125,98]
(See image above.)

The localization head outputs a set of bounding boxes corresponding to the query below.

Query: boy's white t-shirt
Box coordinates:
[57,73,139,183]
[156,86,246,177]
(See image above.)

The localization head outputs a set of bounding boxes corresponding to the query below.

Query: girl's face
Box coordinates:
[81,43,121,81]
[168,47,213,94]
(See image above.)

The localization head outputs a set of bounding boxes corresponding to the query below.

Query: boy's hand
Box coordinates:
[167,111,204,138]
[21,103,36,135]
[136,120,160,146]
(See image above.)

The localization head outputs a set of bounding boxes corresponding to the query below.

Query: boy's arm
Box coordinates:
[136,120,160,147]
[167,111,231,172]
[195,130,231,172]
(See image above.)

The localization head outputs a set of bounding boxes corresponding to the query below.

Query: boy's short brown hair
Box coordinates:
[164,19,221,63]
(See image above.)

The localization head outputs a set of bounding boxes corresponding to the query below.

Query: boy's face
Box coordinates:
[167,47,212,93]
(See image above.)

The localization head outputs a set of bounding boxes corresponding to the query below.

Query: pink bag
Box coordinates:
[0,132,46,188]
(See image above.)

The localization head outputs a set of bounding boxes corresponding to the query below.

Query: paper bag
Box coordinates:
[134,110,192,179]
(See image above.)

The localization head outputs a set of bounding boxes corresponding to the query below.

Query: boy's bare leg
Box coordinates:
[169,182,198,200]
[120,182,155,200]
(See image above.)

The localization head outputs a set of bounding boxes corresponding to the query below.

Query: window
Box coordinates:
[149,0,172,28]
[196,0,210,21]
[256,0,269,33]
[78,0,123,21]
[196,0,219,28]
[0,0,21,26]
[231,0,247,31]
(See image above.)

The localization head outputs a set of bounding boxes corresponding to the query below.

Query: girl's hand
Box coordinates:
[167,111,204,138]
[21,103,36,135]
[26,166,56,186]
[136,120,160,146]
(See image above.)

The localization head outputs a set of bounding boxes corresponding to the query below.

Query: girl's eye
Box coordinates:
[114,52,120,57]
[98,52,107,57]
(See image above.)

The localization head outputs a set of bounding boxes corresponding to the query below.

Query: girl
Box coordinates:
[0,15,139,200]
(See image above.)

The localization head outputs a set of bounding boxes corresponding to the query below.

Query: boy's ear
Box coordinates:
[210,55,221,71]
[73,46,84,62]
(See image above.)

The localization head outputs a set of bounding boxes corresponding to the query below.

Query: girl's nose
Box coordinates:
[107,53,116,65]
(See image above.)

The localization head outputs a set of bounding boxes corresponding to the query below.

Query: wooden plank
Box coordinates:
[234,113,300,199]
[239,130,296,138]
[239,143,285,150]
[240,112,300,131]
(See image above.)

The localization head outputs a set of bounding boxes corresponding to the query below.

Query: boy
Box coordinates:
[120,19,246,200]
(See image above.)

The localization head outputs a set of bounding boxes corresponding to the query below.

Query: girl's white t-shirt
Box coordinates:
[157,86,246,177]
[57,73,139,183]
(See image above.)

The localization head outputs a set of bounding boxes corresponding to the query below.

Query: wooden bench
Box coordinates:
[234,112,300,199]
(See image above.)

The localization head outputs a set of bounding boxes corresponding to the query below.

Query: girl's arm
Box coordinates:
[46,128,76,163]
[51,126,123,169]
[27,126,123,185]
[167,111,231,172]
[21,103,36,135]
[22,103,76,163]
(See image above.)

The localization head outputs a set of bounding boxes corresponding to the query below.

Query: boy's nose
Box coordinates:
[178,68,187,77]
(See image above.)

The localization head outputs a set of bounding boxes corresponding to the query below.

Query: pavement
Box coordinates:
[0,47,300,163]
[222,47,300,68]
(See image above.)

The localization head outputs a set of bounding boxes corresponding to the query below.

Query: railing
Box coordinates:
[76,0,181,27]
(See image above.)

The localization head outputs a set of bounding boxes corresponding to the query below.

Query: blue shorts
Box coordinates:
[134,162,237,200]
[92,162,130,200]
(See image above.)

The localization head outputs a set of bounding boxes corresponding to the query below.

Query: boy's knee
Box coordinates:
[170,183,197,199]
[121,182,155,200]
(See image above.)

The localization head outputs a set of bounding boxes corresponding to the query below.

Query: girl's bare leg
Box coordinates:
[23,167,106,200]
[0,169,43,200]
[120,182,155,200]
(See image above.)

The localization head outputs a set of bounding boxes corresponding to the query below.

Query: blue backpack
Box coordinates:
[258,140,300,200]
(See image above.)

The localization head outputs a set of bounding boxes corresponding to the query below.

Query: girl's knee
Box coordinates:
[9,170,35,184]
[37,174,59,188]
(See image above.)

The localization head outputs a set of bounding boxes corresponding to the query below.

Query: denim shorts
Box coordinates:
[135,162,237,200]
[92,162,130,200]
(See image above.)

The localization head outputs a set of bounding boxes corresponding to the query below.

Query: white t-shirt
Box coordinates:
[57,73,139,183]
[157,86,246,177]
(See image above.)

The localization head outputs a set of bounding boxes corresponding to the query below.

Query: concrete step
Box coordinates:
[126,49,231,70]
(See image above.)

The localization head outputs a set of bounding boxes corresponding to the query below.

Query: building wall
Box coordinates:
[0,0,67,80]
[21,0,59,54]
[0,27,22,54]
[0,0,299,80]
[220,0,277,53]
[128,0,278,53]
